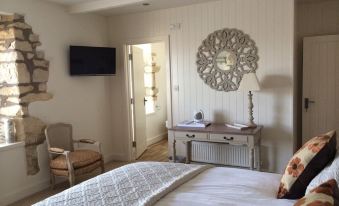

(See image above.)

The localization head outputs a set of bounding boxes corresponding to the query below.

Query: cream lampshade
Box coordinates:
[238,72,261,92]
[238,73,261,128]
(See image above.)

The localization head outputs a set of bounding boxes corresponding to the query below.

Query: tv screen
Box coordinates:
[70,46,116,76]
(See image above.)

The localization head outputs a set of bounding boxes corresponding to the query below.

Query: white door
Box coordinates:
[302,35,339,143]
[132,46,147,158]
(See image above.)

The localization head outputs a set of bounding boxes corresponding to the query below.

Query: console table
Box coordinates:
[169,124,262,170]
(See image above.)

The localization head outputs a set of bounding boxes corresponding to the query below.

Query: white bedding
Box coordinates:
[156,167,296,206]
[35,162,297,206]
[34,162,211,206]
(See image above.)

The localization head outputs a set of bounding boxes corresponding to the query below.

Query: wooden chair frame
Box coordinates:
[45,123,105,188]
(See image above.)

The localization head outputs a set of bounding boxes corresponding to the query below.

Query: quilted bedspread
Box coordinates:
[34,162,212,206]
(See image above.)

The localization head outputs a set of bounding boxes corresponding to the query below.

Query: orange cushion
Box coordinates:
[294,179,339,206]
[277,130,337,199]
[50,149,102,170]
[51,160,102,176]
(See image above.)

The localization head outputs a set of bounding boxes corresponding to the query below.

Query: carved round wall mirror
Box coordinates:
[197,28,259,92]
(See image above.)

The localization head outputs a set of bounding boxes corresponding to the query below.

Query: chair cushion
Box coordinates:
[277,130,337,199]
[294,179,339,206]
[51,160,102,176]
[50,149,102,170]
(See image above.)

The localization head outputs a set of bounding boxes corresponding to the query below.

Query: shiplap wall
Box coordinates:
[297,0,339,37]
[295,0,339,147]
[108,0,295,172]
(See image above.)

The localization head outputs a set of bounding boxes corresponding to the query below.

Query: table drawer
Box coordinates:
[210,133,248,144]
[174,131,208,140]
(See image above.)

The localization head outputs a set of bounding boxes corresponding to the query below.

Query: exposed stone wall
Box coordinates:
[0,13,52,175]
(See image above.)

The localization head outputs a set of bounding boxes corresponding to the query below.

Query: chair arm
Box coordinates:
[48,148,74,173]
[49,147,69,155]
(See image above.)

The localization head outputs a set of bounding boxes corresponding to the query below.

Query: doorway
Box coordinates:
[126,38,172,161]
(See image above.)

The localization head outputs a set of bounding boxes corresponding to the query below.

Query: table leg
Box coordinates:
[249,147,254,170]
[173,139,176,163]
[185,141,191,164]
[257,139,261,171]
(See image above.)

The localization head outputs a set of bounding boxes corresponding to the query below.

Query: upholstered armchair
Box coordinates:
[45,123,104,188]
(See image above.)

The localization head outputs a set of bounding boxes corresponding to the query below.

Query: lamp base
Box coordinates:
[247,91,257,129]
[246,122,257,128]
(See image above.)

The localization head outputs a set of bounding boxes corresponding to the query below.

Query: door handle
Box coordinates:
[304,98,315,111]
[144,98,147,105]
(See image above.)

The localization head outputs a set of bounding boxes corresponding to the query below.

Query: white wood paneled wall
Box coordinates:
[109,0,295,172]
[295,0,339,147]
[297,0,339,37]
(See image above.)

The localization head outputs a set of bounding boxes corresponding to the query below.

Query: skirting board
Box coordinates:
[147,132,168,146]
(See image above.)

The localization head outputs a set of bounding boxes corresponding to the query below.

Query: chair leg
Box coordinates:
[69,173,75,187]
[50,172,55,189]
[65,152,75,187]
[100,159,105,174]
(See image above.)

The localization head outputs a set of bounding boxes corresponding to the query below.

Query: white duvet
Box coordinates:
[35,162,296,206]
[156,167,296,206]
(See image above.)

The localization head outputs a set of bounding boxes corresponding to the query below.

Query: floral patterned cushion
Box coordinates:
[294,179,339,206]
[277,130,337,199]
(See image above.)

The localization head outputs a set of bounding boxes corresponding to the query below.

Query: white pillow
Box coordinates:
[306,150,339,194]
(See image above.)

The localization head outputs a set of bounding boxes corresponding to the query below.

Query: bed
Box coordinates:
[34,162,296,206]
[156,166,295,206]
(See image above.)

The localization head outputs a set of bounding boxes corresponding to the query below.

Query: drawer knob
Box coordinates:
[224,136,234,141]
[186,134,195,138]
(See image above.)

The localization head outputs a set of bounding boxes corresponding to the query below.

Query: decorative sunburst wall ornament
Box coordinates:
[196,28,259,92]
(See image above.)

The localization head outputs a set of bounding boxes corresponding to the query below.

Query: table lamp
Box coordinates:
[238,73,261,128]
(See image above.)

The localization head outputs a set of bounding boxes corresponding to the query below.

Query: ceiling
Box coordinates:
[46,0,94,5]
[45,0,219,16]
[297,0,339,3]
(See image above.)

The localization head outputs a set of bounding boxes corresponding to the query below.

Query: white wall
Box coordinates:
[108,0,295,173]
[0,143,49,205]
[0,0,112,204]
[145,42,167,146]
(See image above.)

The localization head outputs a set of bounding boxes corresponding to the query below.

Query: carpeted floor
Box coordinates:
[9,139,168,206]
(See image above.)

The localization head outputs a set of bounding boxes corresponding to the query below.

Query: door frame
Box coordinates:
[123,35,173,161]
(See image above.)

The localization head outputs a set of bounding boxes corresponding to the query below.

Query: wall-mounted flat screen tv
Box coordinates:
[70,46,116,76]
